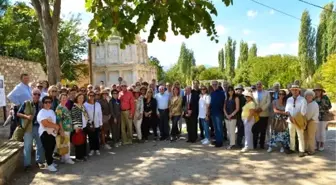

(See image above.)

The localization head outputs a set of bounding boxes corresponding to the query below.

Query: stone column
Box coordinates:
[105,71,108,86]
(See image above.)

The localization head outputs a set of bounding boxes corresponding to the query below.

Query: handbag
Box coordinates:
[11,102,32,142]
[86,103,96,132]
[272,114,288,132]
[56,135,70,155]
[71,130,86,145]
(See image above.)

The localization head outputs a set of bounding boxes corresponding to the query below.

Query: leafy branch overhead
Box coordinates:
[85,0,233,48]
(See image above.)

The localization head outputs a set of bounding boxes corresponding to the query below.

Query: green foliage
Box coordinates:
[248,55,301,88]
[218,48,224,72]
[248,43,257,58]
[321,54,336,101]
[233,60,251,86]
[85,0,233,48]
[177,42,195,84]
[316,3,334,67]
[237,40,248,68]
[199,67,225,81]
[327,8,336,55]
[298,10,315,81]
[191,65,206,80]
[0,0,8,16]
[224,37,235,81]
[165,64,186,87]
[0,2,87,81]
[148,56,165,81]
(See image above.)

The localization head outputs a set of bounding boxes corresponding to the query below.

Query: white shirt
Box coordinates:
[37,109,57,137]
[306,101,319,121]
[285,96,307,121]
[199,94,211,118]
[84,102,103,128]
[155,92,170,111]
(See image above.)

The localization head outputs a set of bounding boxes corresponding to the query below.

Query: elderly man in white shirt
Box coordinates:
[155,85,170,140]
[285,85,307,157]
[304,90,319,155]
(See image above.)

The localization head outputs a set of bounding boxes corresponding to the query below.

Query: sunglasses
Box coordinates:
[212,84,218,86]
[37,86,43,88]
[112,93,118,95]
[52,90,57,93]
[80,89,86,92]
[201,88,206,90]
[33,93,41,96]
[279,93,285,96]
[89,94,95,97]
[44,101,52,104]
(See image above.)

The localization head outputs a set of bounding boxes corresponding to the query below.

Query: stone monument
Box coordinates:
[91,35,157,86]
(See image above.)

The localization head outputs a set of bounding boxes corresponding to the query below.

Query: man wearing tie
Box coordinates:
[183,86,198,143]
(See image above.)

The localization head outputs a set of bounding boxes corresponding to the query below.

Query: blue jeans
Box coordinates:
[171,116,181,137]
[211,115,224,146]
[200,118,210,140]
[24,125,45,167]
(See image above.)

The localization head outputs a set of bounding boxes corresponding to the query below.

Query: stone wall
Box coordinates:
[0,56,47,122]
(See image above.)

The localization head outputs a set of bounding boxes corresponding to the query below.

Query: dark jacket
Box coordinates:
[182,92,199,117]
[109,98,121,119]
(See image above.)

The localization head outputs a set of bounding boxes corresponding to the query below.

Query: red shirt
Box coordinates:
[119,90,135,116]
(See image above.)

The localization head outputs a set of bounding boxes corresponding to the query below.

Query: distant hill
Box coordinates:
[163,64,216,71]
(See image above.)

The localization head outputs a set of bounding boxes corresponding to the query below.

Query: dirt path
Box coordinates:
[10,129,336,185]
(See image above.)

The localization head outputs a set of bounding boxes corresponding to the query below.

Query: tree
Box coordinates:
[0,0,8,16]
[327,8,336,55]
[149,56,165,81]
[30,0,61,84]
[0,2,87,81]
[237,40,248,68]
[298,10,315,81]
[177,42,195,84]
[224,37,235,81]
[218,48,224,72]
[199,67,225,80]
[316,3,334,67]
[233,60,251,86]
[248,43,257,58]
[165,64,186,86]
[85,0,233,47]
[191,65,206,80]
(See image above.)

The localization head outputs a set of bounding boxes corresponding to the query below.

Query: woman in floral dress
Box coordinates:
[267,90,289,153]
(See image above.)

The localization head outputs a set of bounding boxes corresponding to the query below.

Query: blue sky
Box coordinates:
[45,0,335,68]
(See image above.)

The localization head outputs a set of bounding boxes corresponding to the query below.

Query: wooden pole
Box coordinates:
[88,39,93,84]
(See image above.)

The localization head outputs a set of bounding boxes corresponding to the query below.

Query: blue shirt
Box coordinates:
[7,82,32,106]
[210,89,225,116]
[155,92,170,112]
[257,91,263,103]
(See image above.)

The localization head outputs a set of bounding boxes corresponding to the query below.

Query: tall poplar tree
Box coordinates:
[177,42,195,84]
[298,10,315,80]
[248,43,257,58]
[224,37,235,80]
[218,48,225,72]
[327,8,336,55]
[316,3,334,66]
[237,40,249,68]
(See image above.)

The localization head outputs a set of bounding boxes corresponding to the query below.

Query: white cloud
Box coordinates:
[61,0,86,15]
[259,42,298,56]
[243,29,251,35]
[247,40,256,46]
[269,9,275,15]
[216,25,226,35]
[247,10,258,18]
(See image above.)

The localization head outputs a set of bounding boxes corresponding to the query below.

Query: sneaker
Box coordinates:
[202,139,210,145]
[36,163,45,168]
[201,138,207,143]
[227,145,234,150]
[241,147,249,152]
[267,147,272,153]
[114,143,119,148]
[299,152,305,157]
[319,147,324,151]
[104,144,112,150]
[280,147,284,153]
[47,165,58,172]
[52,163,58,167]
[95,150,100,155]
[65,159,75,165]
[88,150,94,156]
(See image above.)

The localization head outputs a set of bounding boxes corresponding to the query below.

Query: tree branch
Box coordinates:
[40,0,52,27]
[52,0,61,28]
[31,0,44,28]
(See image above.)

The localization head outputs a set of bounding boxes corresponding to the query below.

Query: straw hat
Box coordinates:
[100,89,109,95]
[235,84,244,91]
[290,84,300,90]
[120,80,127,86]
[133,87,141,93]
[243,91,254,98]
[313,84,325,92]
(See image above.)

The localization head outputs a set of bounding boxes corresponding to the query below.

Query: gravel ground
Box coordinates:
[8,129,336,185]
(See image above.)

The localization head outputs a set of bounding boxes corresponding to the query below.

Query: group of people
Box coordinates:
[5,73,333,172]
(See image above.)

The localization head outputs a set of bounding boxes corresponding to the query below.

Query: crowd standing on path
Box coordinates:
[5,73,333,172]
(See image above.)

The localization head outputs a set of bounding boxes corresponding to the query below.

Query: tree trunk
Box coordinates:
[41,26,61,85]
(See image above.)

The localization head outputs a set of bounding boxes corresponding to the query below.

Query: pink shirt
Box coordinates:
[119,90,135,116]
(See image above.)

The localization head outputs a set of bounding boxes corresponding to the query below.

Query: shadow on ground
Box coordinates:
[10,130,336,185]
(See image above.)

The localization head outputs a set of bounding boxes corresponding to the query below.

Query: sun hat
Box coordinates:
[313,84,325,92]
[235,84,244,91]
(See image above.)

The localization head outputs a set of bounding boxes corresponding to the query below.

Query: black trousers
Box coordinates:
[84,127,100,151]
[171,116,181,137]
[208,116,215,137]
[158,109,170,139]
[186,115,197,142]
[223,120,227,140]
[252,117,269,148]
[142,116,153,139]
[199,118,204,139]
[236,115,244,147]
[40,132,56,165]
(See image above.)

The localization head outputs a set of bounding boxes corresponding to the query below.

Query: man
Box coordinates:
[36,82,47,100]
[7,73,32,138]
[235,84,246,148]
[17,88,45,171]
[87,84,93,92]
[173,81,184,134]
[111,84,117,91]
[272,82,281,100]
[285,85,307,157]
[166,82,172,97]
[183,86,198,142]
[119,81,135,145]
[155,86,170,140]
[252,81,271,149]
[151,79,158,94]
[210,80,225,147]
[191,80,201,139]
[100,80,105,87]
[65,87,76,110]
[99,89,112,149]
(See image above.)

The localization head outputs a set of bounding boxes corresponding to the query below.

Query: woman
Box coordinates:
[99,89,112,149]
[109,89,121,147]
[223,86,240,149]
[133,87,144,141]
[169,86,182,142]
[70,93,89,161]
[241,91,256,152]
[47,85,60,111]
[304,90,319,155]
[55,93,75,164]
[84,91,103,156]
[199,85,211,145]
[140,86,147,97]
[42,80,49,94]
[37,96,60,172]
[314,84,332,151]
[142,89,158,140]
[267,90,289,153]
